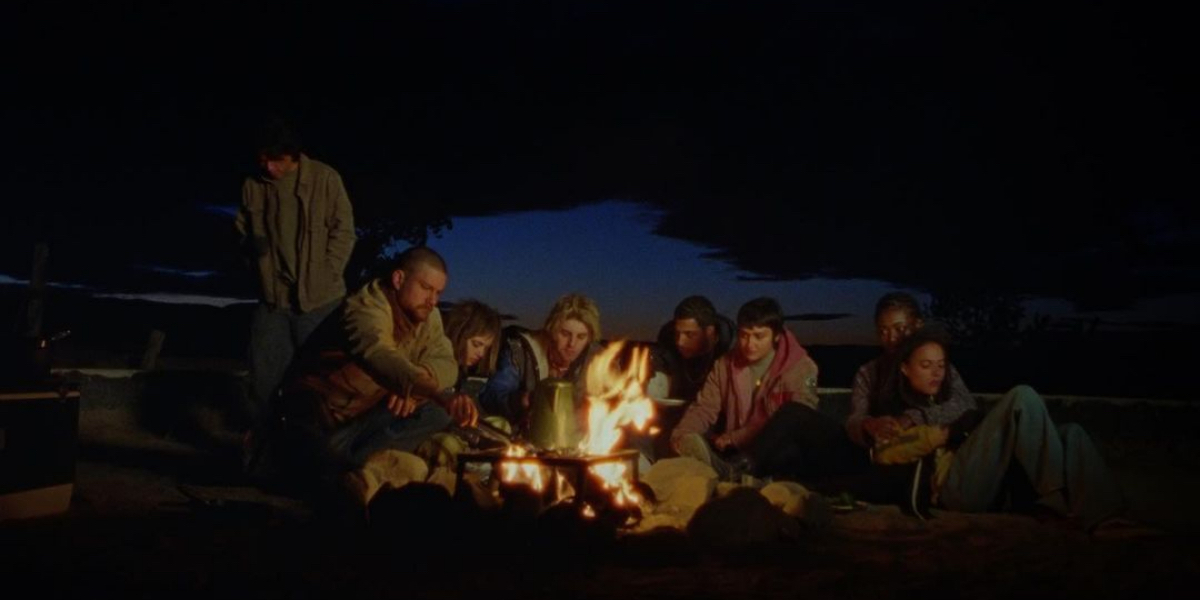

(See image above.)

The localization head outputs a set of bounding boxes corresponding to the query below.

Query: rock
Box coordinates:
[358,449,430,504]
[426,465,458,496]
[641,457,718,501]
[662,475,715,512]
[759,481,808,514]
[367,481,454,543]
[759,481,833,529]
[714,481,742,498]
[639,458,718,528]
[632,512,691,533]
[687,487,801,549]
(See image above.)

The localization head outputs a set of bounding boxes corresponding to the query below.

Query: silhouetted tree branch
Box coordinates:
[346,216,452,289]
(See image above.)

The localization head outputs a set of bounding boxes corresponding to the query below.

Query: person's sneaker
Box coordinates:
[727,452,759,478]
[726,453,769,488]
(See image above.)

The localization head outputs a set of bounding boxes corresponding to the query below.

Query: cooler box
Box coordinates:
[0,386,79,520]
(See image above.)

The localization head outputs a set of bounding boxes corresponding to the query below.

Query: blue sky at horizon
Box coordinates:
[398,200,900,345]
[3,200,1197,345]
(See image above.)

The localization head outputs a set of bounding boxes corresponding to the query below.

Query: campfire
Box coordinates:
[457,341,658,525]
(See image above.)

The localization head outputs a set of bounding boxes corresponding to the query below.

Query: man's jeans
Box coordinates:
[746,402,870,483]
[247,298,340,428]
[329,402,453,468]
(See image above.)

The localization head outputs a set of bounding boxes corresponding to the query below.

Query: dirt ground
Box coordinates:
[3,440,1198,597]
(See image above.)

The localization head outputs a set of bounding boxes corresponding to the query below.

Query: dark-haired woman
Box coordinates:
[443,299,502,394]
[845,292,977,449]
[869,326,1131,535]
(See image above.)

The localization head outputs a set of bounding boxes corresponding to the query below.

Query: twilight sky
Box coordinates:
[2,0,1194,345]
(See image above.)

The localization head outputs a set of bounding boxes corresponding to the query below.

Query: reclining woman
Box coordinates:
[859,323,1137,536]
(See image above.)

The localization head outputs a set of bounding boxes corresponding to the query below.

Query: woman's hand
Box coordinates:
[863,416,902,444]
[930,426,950,449]
[442,393,479,428]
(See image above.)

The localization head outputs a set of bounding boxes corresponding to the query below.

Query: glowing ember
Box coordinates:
[554,472,576,502]
[499,445,545,491]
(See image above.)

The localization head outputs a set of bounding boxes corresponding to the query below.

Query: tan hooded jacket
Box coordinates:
[282,278,458,428]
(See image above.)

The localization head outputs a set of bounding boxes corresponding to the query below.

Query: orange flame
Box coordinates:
[580,341,655,506]
[499,445,545,490]
[497,340,657,514]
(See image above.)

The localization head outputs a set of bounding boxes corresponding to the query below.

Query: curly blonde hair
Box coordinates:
[543,293,601,342]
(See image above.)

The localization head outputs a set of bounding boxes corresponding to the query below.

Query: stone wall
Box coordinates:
[818,388,1200,469]
[56,369,1200,468]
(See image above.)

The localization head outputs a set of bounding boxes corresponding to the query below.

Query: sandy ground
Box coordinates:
[3,458,1198,599]
[3,377,1200,598]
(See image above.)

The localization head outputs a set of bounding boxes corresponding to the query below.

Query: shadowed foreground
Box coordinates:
[2,371,1199,598]
[3,460,1196,599]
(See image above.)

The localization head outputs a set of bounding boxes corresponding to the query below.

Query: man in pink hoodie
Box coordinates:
[670,297,823,481]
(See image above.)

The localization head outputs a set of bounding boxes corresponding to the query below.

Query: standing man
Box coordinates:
[235,116,356,442]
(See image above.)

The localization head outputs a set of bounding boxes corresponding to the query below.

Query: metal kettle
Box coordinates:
[527,377,581,451]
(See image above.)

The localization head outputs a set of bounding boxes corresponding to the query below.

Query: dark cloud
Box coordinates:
[3,1,1193,310]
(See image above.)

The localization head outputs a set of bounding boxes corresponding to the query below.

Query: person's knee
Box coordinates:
[1007,385,1047,414]
[415,402,453,431]
[416,432,468,469]
[1057,422,1090,445]
[674,433,709,458]
[775,400,816,419]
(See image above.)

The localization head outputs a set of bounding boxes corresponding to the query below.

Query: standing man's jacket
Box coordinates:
[235,154,357,312]
[671,329,819,450]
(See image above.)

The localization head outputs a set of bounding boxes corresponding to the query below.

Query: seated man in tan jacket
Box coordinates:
[270,246,476,495]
